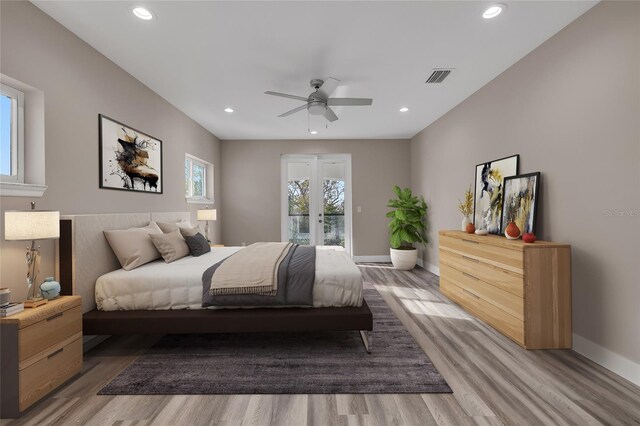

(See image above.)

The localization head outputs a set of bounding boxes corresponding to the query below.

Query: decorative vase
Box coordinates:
[465,223,476,234]
[39,277,61,300]
[461,216,472,232]
[523,233,537,243]
[390,248,417,270]
[505,222,521,240]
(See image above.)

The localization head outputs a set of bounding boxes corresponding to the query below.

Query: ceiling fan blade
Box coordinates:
[324,107,339,122]
[278,104,308,117]
[327,98,373,106]
[265,91,308,102]
[317,78,340,99]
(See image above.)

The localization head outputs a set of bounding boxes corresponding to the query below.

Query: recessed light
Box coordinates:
[133,7,153,20]
[482,4,505,19]
[309,130,318,135]
[224,107,234,113]
[399,107,409,112]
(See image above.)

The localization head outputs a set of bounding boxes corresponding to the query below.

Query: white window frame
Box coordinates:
[185,153,214,204]
[0,83,25,184]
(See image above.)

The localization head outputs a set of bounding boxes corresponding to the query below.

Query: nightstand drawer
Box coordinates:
[18,337,82,412]
[19,305,82,361]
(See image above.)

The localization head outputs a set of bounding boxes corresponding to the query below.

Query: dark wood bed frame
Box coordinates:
[59,219,373,352]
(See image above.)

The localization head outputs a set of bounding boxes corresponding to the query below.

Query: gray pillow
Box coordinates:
[184,233,211,257]
[149,230,190,263]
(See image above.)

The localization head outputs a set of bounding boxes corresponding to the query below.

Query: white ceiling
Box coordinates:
[33,1,597,140]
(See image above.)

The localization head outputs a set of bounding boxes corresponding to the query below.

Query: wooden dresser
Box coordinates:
[439,231,571,349]
[0,296,82,418]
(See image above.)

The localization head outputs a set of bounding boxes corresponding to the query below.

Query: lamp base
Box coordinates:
[24,297,47,309]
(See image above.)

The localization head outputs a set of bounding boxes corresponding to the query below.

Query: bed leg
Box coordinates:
[359,330,371,354]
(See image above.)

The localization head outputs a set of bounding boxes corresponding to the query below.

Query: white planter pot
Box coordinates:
[390,248,417,270]
[461,216,471,231]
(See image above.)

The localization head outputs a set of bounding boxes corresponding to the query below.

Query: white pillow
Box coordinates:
[149,229,190,263]
[104,222,163,271]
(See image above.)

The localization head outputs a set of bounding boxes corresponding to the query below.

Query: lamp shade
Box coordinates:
[197,209,217,221]
[4,210,60,241]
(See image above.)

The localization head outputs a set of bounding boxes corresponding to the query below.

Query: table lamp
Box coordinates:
[4,202,60,308]
[196,207,217,243]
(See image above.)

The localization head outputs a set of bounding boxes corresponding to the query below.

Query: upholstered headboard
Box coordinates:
[55,212,192,313]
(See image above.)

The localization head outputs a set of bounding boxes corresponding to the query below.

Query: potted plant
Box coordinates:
[458,186,473,231]
[386,186,428,270]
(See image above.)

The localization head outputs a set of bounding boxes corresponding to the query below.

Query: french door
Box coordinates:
[281,154,352,254]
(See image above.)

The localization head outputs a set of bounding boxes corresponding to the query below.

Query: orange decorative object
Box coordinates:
[465,223,476,234]
[505,222,521,239]
[523,233,537,243]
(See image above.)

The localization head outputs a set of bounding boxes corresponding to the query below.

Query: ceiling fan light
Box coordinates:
[309,130,318,135]
[308,102,326,116]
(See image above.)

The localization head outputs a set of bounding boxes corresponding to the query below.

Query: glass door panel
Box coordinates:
[320,161,346,248]
[286,161,312,245]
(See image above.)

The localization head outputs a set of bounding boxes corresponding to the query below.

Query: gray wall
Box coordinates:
[0,2,221,301]
[410,1,639,365]
[221,139,411,256]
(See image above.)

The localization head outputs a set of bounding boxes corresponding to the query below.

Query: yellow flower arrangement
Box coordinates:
[458,186,473,217]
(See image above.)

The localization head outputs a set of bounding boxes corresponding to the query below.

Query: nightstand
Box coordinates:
[0,296,82,418]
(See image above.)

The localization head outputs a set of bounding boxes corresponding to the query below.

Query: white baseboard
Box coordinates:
[572,333,640,386]
[422,262,440,276]
[353,255,391,263]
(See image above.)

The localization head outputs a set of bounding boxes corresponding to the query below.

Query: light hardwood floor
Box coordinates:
[5,264,640,425]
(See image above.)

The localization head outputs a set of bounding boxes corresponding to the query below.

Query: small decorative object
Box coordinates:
[0,288,11,307]
[196,207,217,243]
[4,202,59,308]
[387,186,428,270]
[475,229,488,236]
[505,221,521,239]
[457,186,474,231]
[40,277,61,300]
[465,222,476,234]
[474,154,519,235]
[501,172,541,236]
[99,114,163,193]
[523,233,537,243]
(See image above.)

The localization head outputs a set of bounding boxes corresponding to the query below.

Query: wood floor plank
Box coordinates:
[5,263,639,426]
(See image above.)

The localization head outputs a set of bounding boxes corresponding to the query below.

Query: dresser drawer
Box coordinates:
[440,278,524,345]
[440,248,524,298]
[18,337,82,411]
[440,234,523,273]
[440,263,523,320]
[19,305,82,361]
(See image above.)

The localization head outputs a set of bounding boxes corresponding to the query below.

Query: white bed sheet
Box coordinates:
[96,246,362,311]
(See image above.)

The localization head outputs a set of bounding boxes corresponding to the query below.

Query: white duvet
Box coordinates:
[96,246,362,311]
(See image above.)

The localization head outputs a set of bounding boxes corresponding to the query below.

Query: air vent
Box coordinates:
[426,69,453,84]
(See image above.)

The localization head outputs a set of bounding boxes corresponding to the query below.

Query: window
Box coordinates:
[0,84,24,183]
[185,154,214,203]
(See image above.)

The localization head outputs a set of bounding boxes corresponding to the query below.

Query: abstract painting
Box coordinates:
[99,114,162,193]
[501,172,540,235]
[473,154,519,234]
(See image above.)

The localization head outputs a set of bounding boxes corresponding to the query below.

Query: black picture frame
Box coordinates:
[473,154,519,234]
[99,114,163,194]
[500,172,541,236]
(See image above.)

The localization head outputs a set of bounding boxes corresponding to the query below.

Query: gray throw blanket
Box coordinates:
[202,244,316,307]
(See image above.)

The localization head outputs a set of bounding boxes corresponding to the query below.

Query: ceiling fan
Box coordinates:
[264,78,373,123]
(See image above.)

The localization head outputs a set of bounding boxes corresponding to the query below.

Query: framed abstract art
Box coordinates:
[473,154,519,234]
[99,114,163,194]
[501,172,541,235]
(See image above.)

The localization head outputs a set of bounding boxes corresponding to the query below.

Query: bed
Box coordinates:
[56,212,373,351]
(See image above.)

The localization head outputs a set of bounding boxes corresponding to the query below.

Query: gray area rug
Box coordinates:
[99,285,451,394]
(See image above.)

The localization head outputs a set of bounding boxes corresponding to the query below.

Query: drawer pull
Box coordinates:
[462,239,479,244]
[47,348,64,359]
[46,312,64,321]
[463,288,481,299]
[463,272,480,280]
[462,255,479,263]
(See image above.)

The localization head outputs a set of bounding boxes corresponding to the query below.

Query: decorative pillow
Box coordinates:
[149,230,190,263]
[184,233,211,257]
[179,225,200,238]
[104,222,163,271]
[156,220,193,234]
